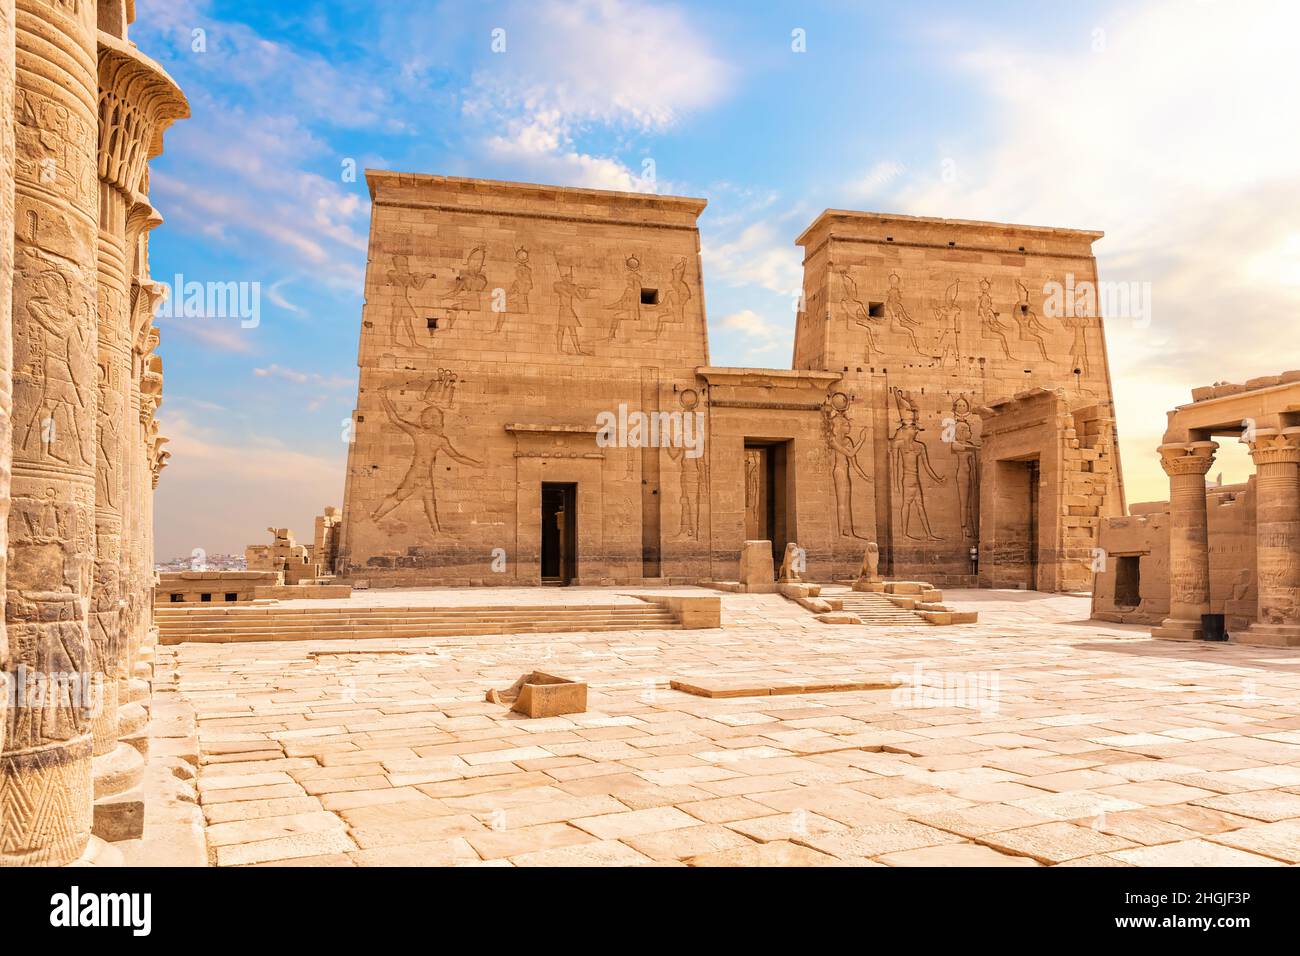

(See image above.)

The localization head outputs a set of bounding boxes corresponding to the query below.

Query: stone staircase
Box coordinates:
[155,602,683,645]
[835,591,937,626]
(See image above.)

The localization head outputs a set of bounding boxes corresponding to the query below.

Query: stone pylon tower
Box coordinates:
[0,0,186,867]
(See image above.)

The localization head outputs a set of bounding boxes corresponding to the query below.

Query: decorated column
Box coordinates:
[89,32,186,840]
[2,0,99,867]
[1152,440,1218,641]
[1239,427,1300,645]
[0,0,14,757]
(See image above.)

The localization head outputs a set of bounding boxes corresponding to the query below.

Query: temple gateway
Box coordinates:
[337,173,1124,591]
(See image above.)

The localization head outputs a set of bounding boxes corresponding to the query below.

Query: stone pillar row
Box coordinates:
[0,0,186,867]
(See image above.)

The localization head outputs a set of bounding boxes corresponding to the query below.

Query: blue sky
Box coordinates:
[135,0,1299,559]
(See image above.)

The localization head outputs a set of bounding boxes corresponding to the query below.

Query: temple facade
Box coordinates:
[0,0,184,866]
[337,173,1124,591]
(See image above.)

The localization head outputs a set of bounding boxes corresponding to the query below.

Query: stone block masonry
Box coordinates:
[338,178,1124,593]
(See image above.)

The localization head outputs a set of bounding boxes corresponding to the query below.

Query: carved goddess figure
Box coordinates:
[890,390,946,541]
[977,277,1013,360]
[1013,278,1053,363]
[495,246,533,332]
[607,255,643,341]
[665,389,707,538]
[949,394,981,539]
[884,272,928,355]
[838,268,881,362]
[822,391,872,539]
[371,375,483,532]
[932,279,962,367]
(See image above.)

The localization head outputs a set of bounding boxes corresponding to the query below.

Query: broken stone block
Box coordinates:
[739,540,776,593]
[486,672,587,718]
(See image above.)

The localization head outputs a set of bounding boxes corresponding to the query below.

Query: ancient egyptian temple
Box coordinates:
[0,0,184,865]
[337,173,1124,592]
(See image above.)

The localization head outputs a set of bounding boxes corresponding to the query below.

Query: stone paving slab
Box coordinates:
[161,589,1300,866]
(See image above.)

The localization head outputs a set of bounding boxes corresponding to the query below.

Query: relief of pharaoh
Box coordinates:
[371,371,483,532]
[890,390,945,541]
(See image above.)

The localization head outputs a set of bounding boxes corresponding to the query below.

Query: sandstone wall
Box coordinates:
[794,212,1124,584]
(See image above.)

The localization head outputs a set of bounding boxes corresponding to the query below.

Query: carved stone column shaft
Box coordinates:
[1152,440,1217,641]
[1238,428,1300,646]
[1,0,100,867]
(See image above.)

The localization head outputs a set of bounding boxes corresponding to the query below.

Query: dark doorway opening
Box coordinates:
[541,482,577,585]
[1114,555,1141,608]
[1026,459,1040,591]
[744,439,790,571]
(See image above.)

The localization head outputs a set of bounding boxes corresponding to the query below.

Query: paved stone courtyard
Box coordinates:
[163,589,1300,867]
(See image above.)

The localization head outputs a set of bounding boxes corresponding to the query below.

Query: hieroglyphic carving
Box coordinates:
[553,261,592,356]
[977,277,1013,360]
[884,273,928,356]
[1012,279,1052,364]
[444,246,486,328]
[494,246,532,332]
[371,370,483,531]
[949,394,981,539]
[822,390,871,539]
[659,258,691,330]
[890,389,945,540]
[933,280,962,368]
[837,268,881,362]
[1064,311,1091,376]
[388,254,433,349]
[665,388,706,539]
[606,255,642,341]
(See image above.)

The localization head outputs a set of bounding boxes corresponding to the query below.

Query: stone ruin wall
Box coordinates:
[0,0,185,867]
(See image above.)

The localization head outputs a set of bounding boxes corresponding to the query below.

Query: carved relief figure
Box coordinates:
[658,257,691,330]
[838,268,881,362]
[371,370,484,532]
[665,388,707,539]
[607,255,643,341]
[387,254,433,349]
[495,246,532,332]
[932,279,962,368]
[977,277,1013,360]
[884,272,928,355]
[744,448,762,536]
[444,246,488,328]
[822,391,872,539]
[1064,311,1091,376]
[553,264,593,356]
[96,364,120,510]
[20,263,91,466]
[1013,278,1052,363]
[890,390,945,540]
[949,394,981,539]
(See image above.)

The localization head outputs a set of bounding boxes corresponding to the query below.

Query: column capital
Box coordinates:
[1247,427,1300,466]
[97,32,189,196]
[1158,440,1218,477]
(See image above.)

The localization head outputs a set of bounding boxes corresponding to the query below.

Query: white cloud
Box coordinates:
[719,308,791,364]
[889,0,1300,505]
[464,0,732,189]
[702,221,803,296]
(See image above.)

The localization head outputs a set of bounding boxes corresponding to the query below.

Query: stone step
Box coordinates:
[156,602,685,644]
[835,591,934,625]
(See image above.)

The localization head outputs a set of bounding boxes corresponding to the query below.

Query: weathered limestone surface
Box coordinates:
[337,178,1123,591]
[0,0,14,756]
[0,0,185,866]
[1,0,100,868]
